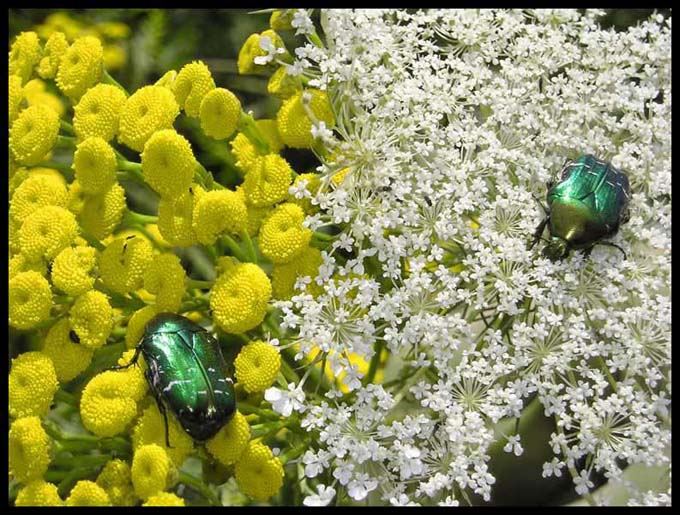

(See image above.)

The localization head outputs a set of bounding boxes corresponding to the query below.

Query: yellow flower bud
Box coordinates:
[210,262,272,334]
[73,83,127,142]
[154,69,177,89]
[15,480,64,507]
[9,352,58,418]
[69,290,113,350]
[37,31,68,79]
[118,85,179,152]
[51,245,97,296]
[267,65,301,99]
[80,371,138,437]
[205,410,251,466]
[73,137,117,194]
[144,253,186,312]
[132,403,194,467]
[199,87,241,140]
[141,129,196,199]
[242,154,293,207]
[9,416,51,483]
[235,341,281,393]
[235,441,284,501]
[125,307,159,349]
[143,492,185,506]
[237,30,287,75]
[9,252,47,279]
[41,318,94,382]
[79,182,126,240]
[96,459,138,506]
[271,245,323,300]
[8,172,70,225]
[67,179,86,216]
[277,89,335,148]
[270,10,295,30]
[9,31,42,84]
[258,203,311,264]
[173,60,216,118]
[9,74,24,124]
[131,444,178,500]
[157,187,199,247]
[99,236,154,295]
[65,480,111,506]
[19,205,78,261]
[56,36,104,99]
[9,271,53,331]
[192,189,248,245]
[9,104,60,166]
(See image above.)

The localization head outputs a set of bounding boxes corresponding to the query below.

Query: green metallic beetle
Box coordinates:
[530,154,631,260]
[114,313,236,446]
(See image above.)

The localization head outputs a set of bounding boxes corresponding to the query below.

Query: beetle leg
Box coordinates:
[595,241,627,260]
[146,369,174,449]
[110,345,142,371]
[531,194,550,215]
[529,217,549,250]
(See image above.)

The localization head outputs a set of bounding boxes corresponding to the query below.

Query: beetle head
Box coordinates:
[543,237,569,261]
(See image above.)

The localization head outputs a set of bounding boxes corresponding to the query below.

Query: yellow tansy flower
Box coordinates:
[235,440,284,501]
[73,137,118,194]
[173,60,216,118]
[96,459,138,507]
[141,129,196,199]
[37,31,68,79]
[9,271,53,331]
[157,187,199,247]
[65,480,111,506]
[131,444,178,500]
[9,74,24,124]
[277,89,335,149]
[9,416,51,483]
[125,305,160,349]
[9,351,58,418]
[258,203,312,264]
[132,403,194,467]
[41,318,94,383]
[80,371,138,437]
[267,65,301,99]
[144,253,186,312]
[56,36,104,99]
[242,154,293,207]
[69,290,113,350]
[9,31,42,84]
[235,341,281,393]
[288,172,322,214]
[192,189,248,245]
[118,85,179,152]
[51,245,97,296]
[78,182,126,240]
[19,205,78,261]
[271,245,323,300]
[99,236,154,295]
[199,87,241,140]
[143,492,186,506]
[9,104,60,166]
[15,480,64,507]
[205,410,251,466]
[9,253,47,279]
[73,83,127,142]
[9,173,69,224]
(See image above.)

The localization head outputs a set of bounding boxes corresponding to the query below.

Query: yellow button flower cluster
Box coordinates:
[9,253,47,279]
[157,187,199,247]
[99,236,154,295]
[78,182,127,240]
[272,245,323,300]
[73,83,127,142]
[235,341,282,393]
[9,416,51,483]
[96,459,138,506]
[230,119,284,175]
[192,189,248,244]
[259,202,312,264]
[237,29,287,75]
[131,444,178,500]
[9,104,60,166]
[143,253,187,312]
[289,172,322,214]
[19,205,79,261]
[9,31,42,83]
[9,74,24,124]
[199,87,241,140]
[69,290,113,350]
[9,272,53,331]
[51,245,97,296]
[118,85,179,152]
[267,65,302,99]
[56,36,104,100]
[205,410,251,466]
[9,351,58,418]
[80,370,140,437]
[173,60,215,118]
[9,173,69,225]
[234,440,285,501]
[125,305,160,349]
[277,88,335,149]
[142,492,186,506]
[15,480,64,507]
[37,31,68,79]
[23,78,65,116]
[41,318,94,382]
[242,154,293,207]
[141,129,197,199]
[73,137,117,194]
[65,480,111,506]
[210,261,272,334]
[132,403,194,467]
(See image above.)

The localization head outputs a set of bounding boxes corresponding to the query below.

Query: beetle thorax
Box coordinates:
[543,236,569,261]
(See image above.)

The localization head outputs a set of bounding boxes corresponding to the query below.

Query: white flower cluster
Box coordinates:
[275,9,671,506]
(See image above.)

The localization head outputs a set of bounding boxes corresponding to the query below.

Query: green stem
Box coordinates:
[56,135,76,148]
[308,30,325,49]
[237,112,269,154]
[237,402,280,419]
[117,159,142,173]
[221,234,250,263]
[37,160,73,175]
[363,340,385,386]
[187,279,214,290]
[54,389,78,407]
[178,471,222,506]
[240,230,258,263]
[123,210,158,226]
[312,231,336,242]
[80,232,106,251]
[102,69,129,96]
[60,119,75,135]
